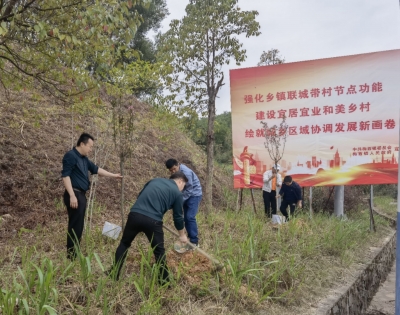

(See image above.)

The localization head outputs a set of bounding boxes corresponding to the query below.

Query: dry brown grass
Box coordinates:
[0,88,232,234]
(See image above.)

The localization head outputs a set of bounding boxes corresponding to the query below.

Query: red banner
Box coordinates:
[230,50,400,188]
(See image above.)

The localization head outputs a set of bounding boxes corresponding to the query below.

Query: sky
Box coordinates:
[156,0,400,114]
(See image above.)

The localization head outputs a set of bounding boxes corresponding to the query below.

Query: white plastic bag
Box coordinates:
[102,221,122,240]
[272,215,283,225]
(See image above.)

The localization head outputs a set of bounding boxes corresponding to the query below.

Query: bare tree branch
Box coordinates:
[261,116,288,166]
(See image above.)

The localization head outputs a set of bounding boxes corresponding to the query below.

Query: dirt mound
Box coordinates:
[168,250,213,273]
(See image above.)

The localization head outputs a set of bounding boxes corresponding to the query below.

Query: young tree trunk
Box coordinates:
[119,155,125,229]
[205,98,216,214]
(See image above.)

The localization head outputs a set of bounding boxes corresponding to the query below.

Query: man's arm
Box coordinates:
[277,185,285,198]
[97,168,123,179]
[263,171,274,183]
[62,152,78,209]
[62,177,78,209]
[171,195,185,231]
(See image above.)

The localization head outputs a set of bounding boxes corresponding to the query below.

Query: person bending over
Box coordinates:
[278,175,302,221]
[109,171,189,285]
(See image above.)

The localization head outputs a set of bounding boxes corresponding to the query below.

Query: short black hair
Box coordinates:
[77,133,94,147]
[284,175,292,183]
[165,158,179,169]
[170,171,188,183]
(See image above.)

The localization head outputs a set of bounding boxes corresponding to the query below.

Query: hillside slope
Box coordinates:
[0,88,233,234]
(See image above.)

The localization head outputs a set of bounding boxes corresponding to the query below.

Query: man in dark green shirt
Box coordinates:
[110,171,189,285]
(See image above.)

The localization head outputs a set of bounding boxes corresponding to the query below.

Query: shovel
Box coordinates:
[163,224,224,271]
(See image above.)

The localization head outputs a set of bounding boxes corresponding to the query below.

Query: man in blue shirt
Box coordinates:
[278,175,302,221]
[165,159,202,246]
[61,133,122,260]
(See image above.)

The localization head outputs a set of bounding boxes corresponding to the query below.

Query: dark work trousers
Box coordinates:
[113,212,169,284]
[263,190,277,218]
[64,189,87,260]
[280,199,296,221]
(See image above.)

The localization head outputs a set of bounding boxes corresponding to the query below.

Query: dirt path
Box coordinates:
[365,261,396,315]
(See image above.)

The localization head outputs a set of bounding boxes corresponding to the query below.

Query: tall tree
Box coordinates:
[158,0,260,210]
[0,0,142,98]
[189,112,232,165]
[258,48,285,66]
[129,0,169,62]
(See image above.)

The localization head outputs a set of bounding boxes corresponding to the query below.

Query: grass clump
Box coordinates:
[0,198,393,315]
[374,195,397,219]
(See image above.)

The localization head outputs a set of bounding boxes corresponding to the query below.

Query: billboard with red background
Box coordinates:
[230,50,400,188]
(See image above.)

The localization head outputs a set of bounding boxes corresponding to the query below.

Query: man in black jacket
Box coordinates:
[278,175,302,221]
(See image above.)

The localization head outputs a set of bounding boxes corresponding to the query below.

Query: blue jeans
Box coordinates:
[183,195,202,245]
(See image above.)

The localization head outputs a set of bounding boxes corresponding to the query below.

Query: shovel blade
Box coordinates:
[173,241,189,253]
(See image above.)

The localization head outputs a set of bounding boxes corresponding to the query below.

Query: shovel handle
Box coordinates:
[163,224,224,270]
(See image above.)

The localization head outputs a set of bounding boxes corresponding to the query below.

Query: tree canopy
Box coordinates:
[129,0,168,62]
[257,48,285,66]
[158,0,260,208]
[159,0,260,113]
[0,0,142,98]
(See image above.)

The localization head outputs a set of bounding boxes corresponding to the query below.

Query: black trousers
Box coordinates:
[280,200,296,221]
[113,212,169,284]
[263,190,277,218]
[64,189,87,259]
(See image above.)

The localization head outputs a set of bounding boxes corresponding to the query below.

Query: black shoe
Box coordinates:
[105,269,119,281]
[67,253,76,261]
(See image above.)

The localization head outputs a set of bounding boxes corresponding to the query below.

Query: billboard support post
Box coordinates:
[333,186,344,217]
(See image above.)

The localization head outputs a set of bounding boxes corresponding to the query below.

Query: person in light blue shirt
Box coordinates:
[165,159,202,246]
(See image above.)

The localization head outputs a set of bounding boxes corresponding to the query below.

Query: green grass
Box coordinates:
[374,195,397,219]
[0,197,394,315]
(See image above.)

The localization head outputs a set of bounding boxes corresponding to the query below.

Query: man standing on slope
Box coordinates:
[110,171,189,284]
[278,175,302,221]
[165,159,202,247]
[61,132,122,260]
[262,164,282,218]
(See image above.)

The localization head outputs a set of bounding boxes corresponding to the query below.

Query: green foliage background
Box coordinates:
[186,111,233,165]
